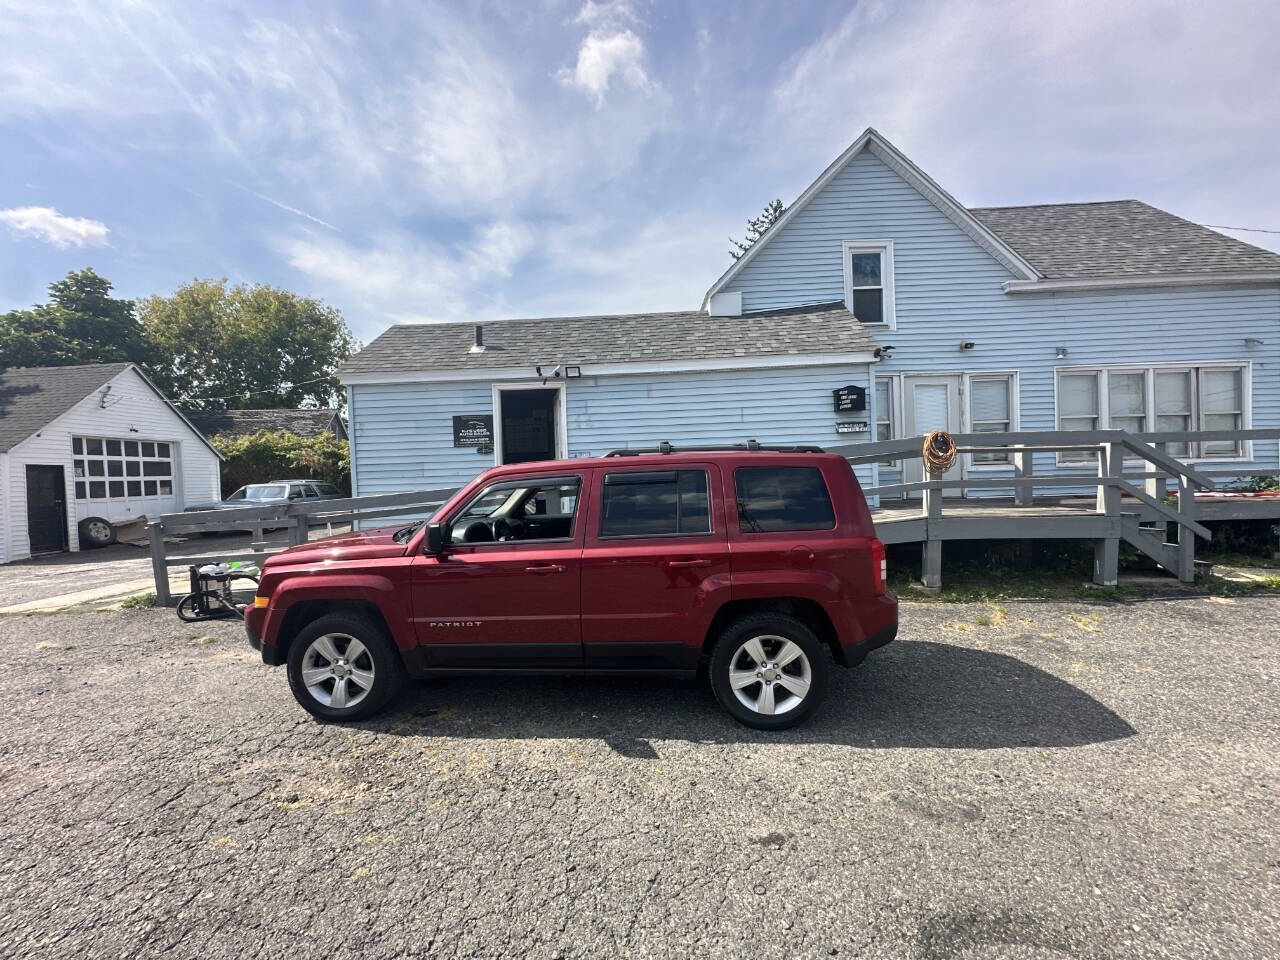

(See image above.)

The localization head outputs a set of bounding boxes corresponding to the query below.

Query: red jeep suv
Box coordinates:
[245,445,897,730]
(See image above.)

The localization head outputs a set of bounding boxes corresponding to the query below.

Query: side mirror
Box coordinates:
[424,522,448,555]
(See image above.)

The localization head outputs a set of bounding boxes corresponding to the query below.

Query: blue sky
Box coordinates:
[2,0,1279,342]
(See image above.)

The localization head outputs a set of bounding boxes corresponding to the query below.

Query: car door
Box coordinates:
[409,472,588,669]
[579,463,731,671]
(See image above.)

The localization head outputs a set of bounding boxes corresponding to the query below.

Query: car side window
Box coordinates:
[599,469,711,538]
[449,476,582,545]
[735,466,835,532]
[303,484,320,498]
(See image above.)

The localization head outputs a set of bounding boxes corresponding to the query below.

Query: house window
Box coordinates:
[1056,365,1249,460]
[1108,371,1147,434]
[1200,368,1243,457]
[969,376,1013,463]
[842,241,895,328]
[1154,370,1193,456]
[1058,372,1101,433]
[875,377,896,467]
[72,436,174,501]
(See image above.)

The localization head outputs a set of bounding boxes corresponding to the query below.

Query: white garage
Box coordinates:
[0,362,222,563]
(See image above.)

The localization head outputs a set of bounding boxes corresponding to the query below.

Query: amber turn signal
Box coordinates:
[253,596,269,608]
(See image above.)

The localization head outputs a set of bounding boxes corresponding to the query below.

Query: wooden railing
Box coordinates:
[146,487,457,605]
[145,428,1280,600]
[830,428,1280,587]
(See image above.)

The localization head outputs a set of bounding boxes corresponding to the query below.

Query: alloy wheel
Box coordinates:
[300,633,376,709]
[727,634,812,716]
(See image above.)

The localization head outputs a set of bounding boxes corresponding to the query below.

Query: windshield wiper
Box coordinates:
[393,520,426,543]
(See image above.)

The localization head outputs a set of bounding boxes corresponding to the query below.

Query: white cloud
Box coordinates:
[560,2,652,107]
[0,206,110,248]
[275,220,535,334]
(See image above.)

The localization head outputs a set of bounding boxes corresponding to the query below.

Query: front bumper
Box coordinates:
[244,612,263,651]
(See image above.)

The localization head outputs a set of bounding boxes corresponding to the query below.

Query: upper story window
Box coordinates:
[842,240,896,329]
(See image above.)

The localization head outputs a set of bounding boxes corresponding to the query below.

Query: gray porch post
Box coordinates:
[1093,442,1121,586]
[1176,475,1198,582]
[1012,447,1034,507]
[147,520,171,606]
[920,467,943,589]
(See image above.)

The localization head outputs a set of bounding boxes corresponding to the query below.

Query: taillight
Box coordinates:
[871,538,886,595]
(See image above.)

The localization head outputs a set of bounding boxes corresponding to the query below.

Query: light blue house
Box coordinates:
[340,128,1280,498]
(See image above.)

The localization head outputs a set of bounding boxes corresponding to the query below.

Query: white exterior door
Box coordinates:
[904,375,963,489]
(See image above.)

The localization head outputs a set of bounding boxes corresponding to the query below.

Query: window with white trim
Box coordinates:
[1055,365,1248,460]
[842,241,895,328]
[875,377,896,467]
[72,436,174,500]
[969,376,1013,463]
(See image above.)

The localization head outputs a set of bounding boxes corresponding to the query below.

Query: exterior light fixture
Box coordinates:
[565,365,582,378]
[1055,346,1068,359]
[1245,338,1264,348]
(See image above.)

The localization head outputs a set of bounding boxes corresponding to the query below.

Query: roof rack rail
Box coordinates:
[604,440,827,457]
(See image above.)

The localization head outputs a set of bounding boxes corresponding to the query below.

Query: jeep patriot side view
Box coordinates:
[244,445,898,730]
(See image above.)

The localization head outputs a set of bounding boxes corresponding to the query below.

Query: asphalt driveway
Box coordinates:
[1,595,1276,958]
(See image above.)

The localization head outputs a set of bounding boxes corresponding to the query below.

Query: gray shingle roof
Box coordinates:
[338,302,880,378]
[0,362,132,452]
[969,200,1280,280]
[182,408,347,440]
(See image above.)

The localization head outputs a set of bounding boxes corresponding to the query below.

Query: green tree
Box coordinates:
[211,429,350,498]
[0,268,145,368]
[138,279,357,409]
[729,198,786,261]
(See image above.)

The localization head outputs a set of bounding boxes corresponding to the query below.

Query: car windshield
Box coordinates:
[231,484,288,501]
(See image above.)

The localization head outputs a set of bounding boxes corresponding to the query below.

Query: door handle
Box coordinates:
[665,559,712,569]
[524,563,566,574]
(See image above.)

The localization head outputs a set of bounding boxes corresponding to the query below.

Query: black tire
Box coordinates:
[286,613,406,722]
[78,516,116,548]
[709,613,829,731]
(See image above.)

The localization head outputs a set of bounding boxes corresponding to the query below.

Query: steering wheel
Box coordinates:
[492,517,522,542]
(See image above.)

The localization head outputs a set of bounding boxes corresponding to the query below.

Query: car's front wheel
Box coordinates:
[286,613,406,721]
[709,613,829,730]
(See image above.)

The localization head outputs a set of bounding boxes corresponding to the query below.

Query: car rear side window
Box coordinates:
[735,466,835,532]
[600,470,711,538]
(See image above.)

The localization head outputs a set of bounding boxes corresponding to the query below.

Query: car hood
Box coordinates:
[264,526,410,566]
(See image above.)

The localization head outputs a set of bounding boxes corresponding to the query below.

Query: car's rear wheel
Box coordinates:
[709,613,829,730]
[286,613,406,721]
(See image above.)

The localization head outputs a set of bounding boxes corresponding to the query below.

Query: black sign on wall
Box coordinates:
[452,414,494,448]
[832,384,866,413]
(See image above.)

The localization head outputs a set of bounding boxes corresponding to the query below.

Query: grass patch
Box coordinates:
[121,592,158,609]
[1199,573,1280,597]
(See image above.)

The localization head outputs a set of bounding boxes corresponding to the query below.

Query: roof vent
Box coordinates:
[469,324,486,353]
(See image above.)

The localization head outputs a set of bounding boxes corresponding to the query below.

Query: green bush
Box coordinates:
[212,429,350,498]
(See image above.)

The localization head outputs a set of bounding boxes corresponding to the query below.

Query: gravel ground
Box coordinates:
[1,595,1277,959]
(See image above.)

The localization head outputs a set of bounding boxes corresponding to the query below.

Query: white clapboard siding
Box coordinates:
[722,149,1280,491]
[3,367,221,562]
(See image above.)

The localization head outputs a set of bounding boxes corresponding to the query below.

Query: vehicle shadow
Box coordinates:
[367,639,1136,751]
